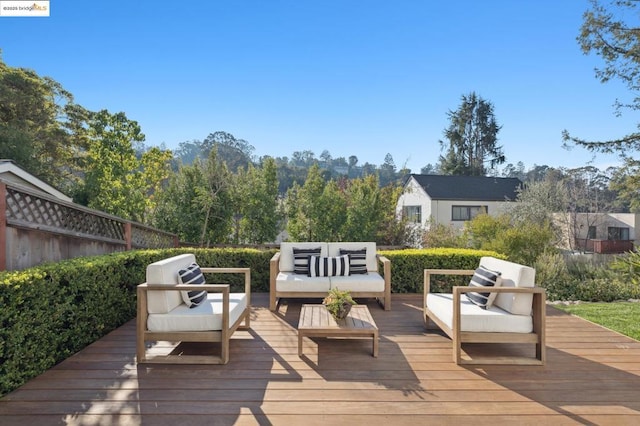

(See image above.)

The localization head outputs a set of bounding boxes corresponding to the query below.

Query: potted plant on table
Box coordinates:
[323,288,356,320]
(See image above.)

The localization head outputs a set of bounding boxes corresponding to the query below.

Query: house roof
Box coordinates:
[409,174,522,201]
[0,159,73,202]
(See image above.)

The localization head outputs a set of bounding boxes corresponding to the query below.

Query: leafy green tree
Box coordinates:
[376,183,419,245]
[563,0,640,154]
[438,92,504,176]
[464,214,555,266]
[609,158,640,211]
[285,164,327,241]
[77,110,147,220]
[0,55,89,192]
[195,150,234,245]
[152,162,208,243]
[202,131,254,172]
[153,150,233,245]
[342,175,384,241]
[378,153,397,187]
[236,157,281,244]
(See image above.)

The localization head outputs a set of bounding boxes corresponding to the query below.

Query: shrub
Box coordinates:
[380,248,505,293]
[421,220,465,248]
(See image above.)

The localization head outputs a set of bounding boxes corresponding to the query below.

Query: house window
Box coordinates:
[452,205,487,221]
[608,227,630,240]
[587,226,596,239]
[403,206,422,223]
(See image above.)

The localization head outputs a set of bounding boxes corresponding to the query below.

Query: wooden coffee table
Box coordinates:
[298,304,379,357]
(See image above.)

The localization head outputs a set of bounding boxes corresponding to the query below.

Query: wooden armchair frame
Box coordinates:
[424,269,546,365]
[137,267,251,365]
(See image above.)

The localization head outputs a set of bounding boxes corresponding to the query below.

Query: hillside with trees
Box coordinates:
[0,51,635,246]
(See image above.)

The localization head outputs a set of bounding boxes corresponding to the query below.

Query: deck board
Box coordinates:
[1,293,640,425]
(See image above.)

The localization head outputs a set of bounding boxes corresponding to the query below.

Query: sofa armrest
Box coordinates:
[200,267,251,297]
[423,269,474,312]
[376,255,391,310]
[269,252,281,311]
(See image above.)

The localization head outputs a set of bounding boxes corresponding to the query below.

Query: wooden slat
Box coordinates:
[1,293,640,425]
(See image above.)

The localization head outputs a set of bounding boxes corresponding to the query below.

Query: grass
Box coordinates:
[553,302,640,341]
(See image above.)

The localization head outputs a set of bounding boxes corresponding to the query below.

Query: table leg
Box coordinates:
[298,332,303,357]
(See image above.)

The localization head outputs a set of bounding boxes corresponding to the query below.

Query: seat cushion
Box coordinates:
[426,293,533,333]
[147,292,248,332]
[329,273,386,292]
[276,272,331,292]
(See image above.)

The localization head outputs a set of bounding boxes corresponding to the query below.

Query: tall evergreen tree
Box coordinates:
[438,92,504,176]
[564,0,640,154]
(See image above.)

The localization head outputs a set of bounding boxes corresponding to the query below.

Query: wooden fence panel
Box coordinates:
[0,182,179,271]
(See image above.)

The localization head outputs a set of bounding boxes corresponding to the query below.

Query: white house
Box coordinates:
[397,174,522,230]
[0,159,72,202]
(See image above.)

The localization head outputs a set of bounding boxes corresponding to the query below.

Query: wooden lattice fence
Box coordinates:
[0,182,178,271]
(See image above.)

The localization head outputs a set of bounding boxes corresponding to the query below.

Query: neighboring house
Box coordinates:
[0,159,72,202]
[554,212,638,254]
[397,174,522,230]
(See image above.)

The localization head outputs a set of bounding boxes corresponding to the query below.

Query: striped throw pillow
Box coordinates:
[339,248,368,274]
[308,255,350,277]
[467,265,502,309]
[293,247,322,274]
[177,262,207,308]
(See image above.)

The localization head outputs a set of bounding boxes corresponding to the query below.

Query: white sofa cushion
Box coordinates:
[146,253,195,314]
[329,273,386,292]
[276,272,331,292]
[479,256,535,316]
[147,292,248,332]
[279,242,328,273]
[328,242,378,272]
[427,293,533,333]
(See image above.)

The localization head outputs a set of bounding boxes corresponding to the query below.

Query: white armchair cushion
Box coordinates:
[147,292,248,332]
[146,253,195,314]
[479,256,535,315]
[427,293,533,333]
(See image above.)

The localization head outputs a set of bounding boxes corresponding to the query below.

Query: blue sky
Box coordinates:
[1,0,635,173]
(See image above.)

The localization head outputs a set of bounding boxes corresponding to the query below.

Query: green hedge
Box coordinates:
[380,247,506,293]
[0,247,275,397]
[0,246,496,397]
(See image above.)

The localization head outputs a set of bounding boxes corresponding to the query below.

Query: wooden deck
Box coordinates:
[1,293,640,425]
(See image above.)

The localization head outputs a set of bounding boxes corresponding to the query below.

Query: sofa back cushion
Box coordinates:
[479,256,535,316]
[328,242,378,272]
[279,242,328,273]
[146,253,196,314]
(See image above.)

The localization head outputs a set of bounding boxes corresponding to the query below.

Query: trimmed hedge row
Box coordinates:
[0,246,500,397]
[381,247,506,293]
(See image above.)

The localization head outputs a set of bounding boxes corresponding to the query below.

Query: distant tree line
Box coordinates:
[1,51,638,247]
